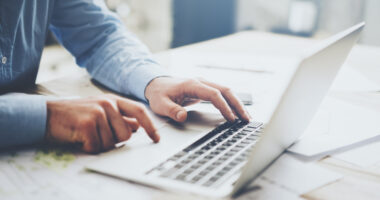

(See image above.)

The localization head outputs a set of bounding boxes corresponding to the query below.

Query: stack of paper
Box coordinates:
[334,140,380,168]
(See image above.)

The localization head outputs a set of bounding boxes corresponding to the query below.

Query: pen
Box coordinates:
[196,64,273,74]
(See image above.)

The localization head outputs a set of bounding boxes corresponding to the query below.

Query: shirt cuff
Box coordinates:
[122,63,168,102]
[0,94,48,148]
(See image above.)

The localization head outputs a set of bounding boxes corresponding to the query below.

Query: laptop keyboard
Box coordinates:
[146,120,264,187]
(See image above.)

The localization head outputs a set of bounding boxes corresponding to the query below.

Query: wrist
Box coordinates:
[144,76,171,102]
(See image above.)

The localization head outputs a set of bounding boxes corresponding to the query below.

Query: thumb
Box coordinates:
[161,97,188,122]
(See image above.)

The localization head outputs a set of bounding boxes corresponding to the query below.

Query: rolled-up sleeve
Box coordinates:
[0,93,47,148]
[49,0,167,101]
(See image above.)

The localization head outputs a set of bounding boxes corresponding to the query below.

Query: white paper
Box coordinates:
[334,141,380,167]
[237,153,341,200]
[256,154,342,194]
[288,95,380,160]
[0,149,157,200]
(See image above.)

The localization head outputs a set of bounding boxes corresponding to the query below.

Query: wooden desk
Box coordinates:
[2,31,380,200]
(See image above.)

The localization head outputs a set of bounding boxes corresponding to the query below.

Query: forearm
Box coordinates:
[85,35,168,102]
[79,18,169,102]
[0,93,48,148]
[50,0,168,102]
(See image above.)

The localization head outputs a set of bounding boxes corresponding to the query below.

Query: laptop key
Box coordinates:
[217,147,226,151]
[203,181,214,187]
[195,150,204,155]
[218,156,229,161]
[172,151,187,159]
[248,122,263,129]
[241,140,250,144]
[216,171,226,177]
[212,161,222,166]
[239,132,248,136]
[243,127,255,132]
[175,174,187,181]
[209,176,219,182]
[198,159,208,164]
[191,175,203,183]
[183,169,194,175]
[246,136,257,141]
[180,159,191,165]
[190,164,201,169]
[160,167,179,177]
[211,150,221,155]
[202,145,211,150]
[232,135,242,140]
[199,170,209,176]
[223,142,232,147]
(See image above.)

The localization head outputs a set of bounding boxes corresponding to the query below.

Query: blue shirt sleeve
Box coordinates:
[49,0,167,101]
[0,93,47,148]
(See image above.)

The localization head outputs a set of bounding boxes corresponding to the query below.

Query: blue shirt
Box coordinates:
[0,0,166,148]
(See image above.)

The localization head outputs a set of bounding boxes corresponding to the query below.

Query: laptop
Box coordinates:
[86,22,364,198]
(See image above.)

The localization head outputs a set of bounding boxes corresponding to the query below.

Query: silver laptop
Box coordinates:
[86,23,364,198]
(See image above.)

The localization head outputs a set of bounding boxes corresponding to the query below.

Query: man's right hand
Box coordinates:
[45,94,159,153]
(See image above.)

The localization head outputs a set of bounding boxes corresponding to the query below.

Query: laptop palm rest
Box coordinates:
[86,111,225,178]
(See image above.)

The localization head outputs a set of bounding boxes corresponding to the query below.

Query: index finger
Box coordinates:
[200,79,251,121]
[116,98,160,143]
[183,81,236,122]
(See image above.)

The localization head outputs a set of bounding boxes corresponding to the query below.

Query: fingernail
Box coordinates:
[176,110,186,121]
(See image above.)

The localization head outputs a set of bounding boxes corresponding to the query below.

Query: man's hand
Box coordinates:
[145,77,251,122]
[45,94,159,153]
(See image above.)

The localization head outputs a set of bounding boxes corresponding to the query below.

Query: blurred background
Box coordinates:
[106,0,379,50]
[38,0,380,82]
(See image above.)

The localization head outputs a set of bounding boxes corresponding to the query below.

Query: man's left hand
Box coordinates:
[145,77,251,122]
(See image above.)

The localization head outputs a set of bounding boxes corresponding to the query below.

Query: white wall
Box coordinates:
[361,0,380,46]
[236,0,380,46]
[237,0,291,31]
[106,0,380,48]
[107,0,173,52]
